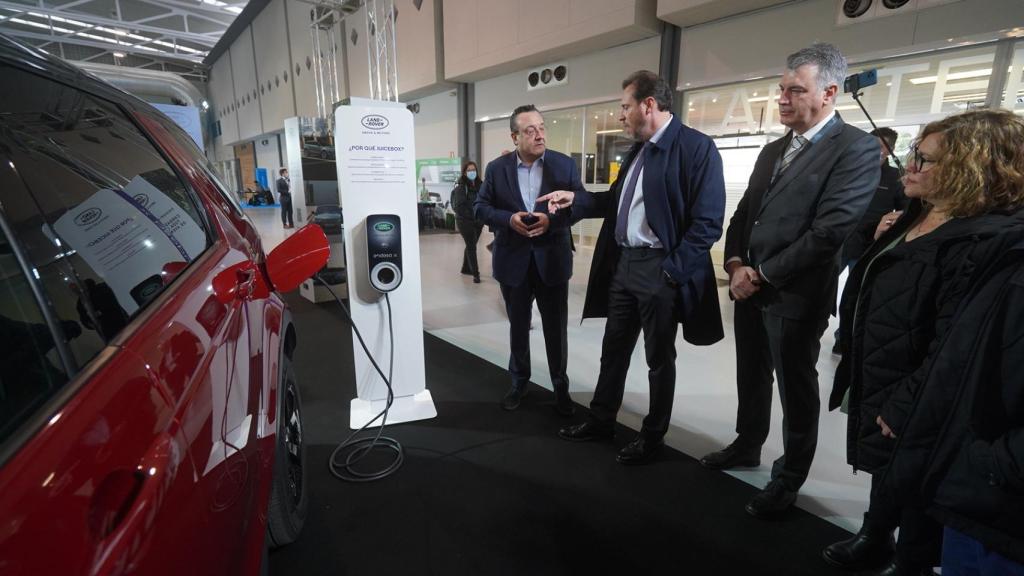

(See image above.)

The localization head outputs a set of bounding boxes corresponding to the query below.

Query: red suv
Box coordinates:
[0,36,328,575]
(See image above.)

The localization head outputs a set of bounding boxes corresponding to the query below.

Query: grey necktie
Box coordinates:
[615,143,649,245]
[778,134,807,174]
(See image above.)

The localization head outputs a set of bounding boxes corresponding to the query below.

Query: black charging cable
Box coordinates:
[313,273,404,482]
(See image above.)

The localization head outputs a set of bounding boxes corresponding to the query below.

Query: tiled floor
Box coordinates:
[249,206,869,532]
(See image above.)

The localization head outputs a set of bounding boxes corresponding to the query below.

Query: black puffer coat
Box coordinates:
[451,180,481,224]
[877,227,1024,563]
[830,201,1024,473]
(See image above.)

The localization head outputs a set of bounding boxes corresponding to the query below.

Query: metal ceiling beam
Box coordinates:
[2,28,204,62]
[0,1,221,46]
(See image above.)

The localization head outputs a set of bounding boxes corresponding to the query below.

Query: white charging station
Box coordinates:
[336,98,436,429]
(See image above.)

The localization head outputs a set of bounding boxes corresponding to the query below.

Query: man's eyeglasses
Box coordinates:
[515,125,546,138]
[909,145,937,172]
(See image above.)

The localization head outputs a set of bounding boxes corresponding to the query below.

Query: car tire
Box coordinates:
[266,354,308,547]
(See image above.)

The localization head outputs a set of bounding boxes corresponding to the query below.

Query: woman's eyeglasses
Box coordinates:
[909,145,937,172]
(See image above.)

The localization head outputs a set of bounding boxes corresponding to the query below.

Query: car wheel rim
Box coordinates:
[283,377,304,505]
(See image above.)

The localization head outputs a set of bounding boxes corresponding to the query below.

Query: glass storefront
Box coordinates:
[479,100,634,245]
[476,40,1023,254]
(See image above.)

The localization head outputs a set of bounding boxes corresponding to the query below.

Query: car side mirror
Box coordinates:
[265,224,330,293]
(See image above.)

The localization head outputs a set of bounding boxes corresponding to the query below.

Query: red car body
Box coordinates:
[0,35,324,575]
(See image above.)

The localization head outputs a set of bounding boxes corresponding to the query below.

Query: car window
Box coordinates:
[0,227,71,447]
[0,64,211,368]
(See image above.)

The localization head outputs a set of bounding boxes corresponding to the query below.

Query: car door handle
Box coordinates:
[212,261,263,303]
[90,432,177,576]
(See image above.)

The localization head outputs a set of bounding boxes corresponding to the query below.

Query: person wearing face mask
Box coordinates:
[474,105,587,416]
[824,110,1024,576]
[699,43,880,518]
[451,160,484,283]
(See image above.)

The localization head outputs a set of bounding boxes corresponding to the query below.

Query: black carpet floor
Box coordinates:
[269,292,854,576]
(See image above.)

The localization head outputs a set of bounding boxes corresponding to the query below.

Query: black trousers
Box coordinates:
[280,193,293,227]
[589,248,679,440]
[498,255,569,394]
[867,475,942,570]
[733,299,827,491]
[458,220,483,277]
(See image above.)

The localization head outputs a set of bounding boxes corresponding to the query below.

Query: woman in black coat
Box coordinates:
[878,111,1024,575]
[450,160,484,283]
[823,110,1024,576]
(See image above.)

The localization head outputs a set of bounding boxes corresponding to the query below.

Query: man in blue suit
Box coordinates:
[474,105,587,415]
[539,70,726,464]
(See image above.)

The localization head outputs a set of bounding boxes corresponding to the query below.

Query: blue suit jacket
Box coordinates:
[573,117,726,345]
[474,150,586,287]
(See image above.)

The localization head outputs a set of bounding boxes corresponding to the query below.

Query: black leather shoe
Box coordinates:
[616,435,664,465]
[558,421,613,442]
[745,479,797,518]
[822,515,895,570]
[472,275,481,284]
[700,441,761,470]
[501,384,528,411]
[554,392,575,417]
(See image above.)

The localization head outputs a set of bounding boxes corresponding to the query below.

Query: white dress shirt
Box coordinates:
[616,115,673,248]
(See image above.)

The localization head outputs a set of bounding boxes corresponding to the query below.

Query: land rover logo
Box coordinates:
[75,207,103,226]
[361,114,389,130]
[373,222,394,232]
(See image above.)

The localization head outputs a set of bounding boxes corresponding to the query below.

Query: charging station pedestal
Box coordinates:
[336,99,436,429]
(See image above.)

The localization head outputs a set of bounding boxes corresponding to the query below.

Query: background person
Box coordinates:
[276,168,294,228]
[451,160,484,283]
[833,127,908,354]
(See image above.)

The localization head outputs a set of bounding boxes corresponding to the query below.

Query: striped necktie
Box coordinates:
[778,134,807,174]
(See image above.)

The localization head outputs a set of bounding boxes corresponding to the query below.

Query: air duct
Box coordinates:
[72,61,205,108]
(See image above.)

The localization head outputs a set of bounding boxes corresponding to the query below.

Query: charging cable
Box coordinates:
[313,273,404,482]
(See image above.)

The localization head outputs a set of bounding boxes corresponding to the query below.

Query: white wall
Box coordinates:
[344,0,449,102]
[254,133,283,183]
[410,89,459,159]
[252,0,296,130]
[678,0,1024,89]
[230,29,264,141]
[473,36,660,122]
[285,0,319,118]
[210,54,239,146]
[443,0,660,81]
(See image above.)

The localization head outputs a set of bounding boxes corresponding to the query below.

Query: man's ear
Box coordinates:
[823,84,839,105]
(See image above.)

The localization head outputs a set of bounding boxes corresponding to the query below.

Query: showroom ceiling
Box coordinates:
[0,0,250,76]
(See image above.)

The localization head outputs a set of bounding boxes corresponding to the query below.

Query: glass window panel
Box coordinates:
[0,64,211,369]
[0,226,71,447]
[583,102,632,187]
[1000,42,1024,112]
[685,44,999,140]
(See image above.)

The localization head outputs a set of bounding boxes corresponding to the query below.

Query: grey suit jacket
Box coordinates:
[724,114,880,320]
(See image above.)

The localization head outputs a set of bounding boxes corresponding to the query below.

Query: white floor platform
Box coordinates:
[249,206,868,533]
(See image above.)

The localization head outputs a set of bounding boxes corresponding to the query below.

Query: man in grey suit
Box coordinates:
[700,43,880,518]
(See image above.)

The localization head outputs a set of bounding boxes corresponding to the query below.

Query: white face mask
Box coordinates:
[466,171,477,181]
